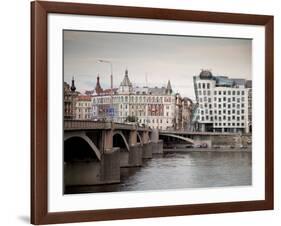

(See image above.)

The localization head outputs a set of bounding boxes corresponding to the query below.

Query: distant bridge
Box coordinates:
[159,133,194,144]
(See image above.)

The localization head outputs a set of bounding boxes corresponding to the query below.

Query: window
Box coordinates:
[241,116,244,120]
[218,98,221,102]
[223,91,226,95]
[208,98,211,103]
[242,91,245,95]
[214,91,217,95]
[232,97,235,101]
[232,116,235,120]
[203,83,205,89]
[214,97,217,101]
[207,83,210,89]
[228,91,231,95]
[198,83,201,89]
[203,90,206,95]
[232,91,235,95]
[219,91,221,95]
[207,90,211,95]
[199,91,202,95]
[228,98,231,102]
[237,91,240,95]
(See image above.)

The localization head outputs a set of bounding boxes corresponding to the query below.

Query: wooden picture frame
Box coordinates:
[31,1,274,224]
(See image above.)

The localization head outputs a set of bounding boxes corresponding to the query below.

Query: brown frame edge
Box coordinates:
[31,1,274,225]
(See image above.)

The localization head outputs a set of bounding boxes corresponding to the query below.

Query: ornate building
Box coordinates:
[64,77,78,120]
[91,69,176,130]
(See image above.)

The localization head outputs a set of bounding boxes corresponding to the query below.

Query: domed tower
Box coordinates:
[199,69,213,79]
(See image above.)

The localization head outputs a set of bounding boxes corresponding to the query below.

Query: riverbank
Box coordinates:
[164,147,252,153]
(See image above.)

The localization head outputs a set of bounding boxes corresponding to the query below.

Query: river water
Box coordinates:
[65,150,252,194]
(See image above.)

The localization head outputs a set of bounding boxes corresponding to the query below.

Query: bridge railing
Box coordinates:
[64,120,151,132]
[64,120,111,130]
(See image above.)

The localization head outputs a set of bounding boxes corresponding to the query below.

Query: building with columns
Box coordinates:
[90,69,176,130]
[193,70,251,133]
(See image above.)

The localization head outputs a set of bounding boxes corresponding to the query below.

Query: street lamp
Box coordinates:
[97,59,113,122]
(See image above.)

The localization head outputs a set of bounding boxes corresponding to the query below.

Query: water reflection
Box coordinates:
[65,150,252,194]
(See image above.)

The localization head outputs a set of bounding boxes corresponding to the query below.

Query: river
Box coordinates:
[65,149,252,194]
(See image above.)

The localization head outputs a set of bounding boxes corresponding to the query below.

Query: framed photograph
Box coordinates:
[31,1,274,224]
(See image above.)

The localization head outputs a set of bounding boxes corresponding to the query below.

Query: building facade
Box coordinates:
[75,95,93,120]
[193,70,251,133]
[91,69,176,130]
[64,78,78,120]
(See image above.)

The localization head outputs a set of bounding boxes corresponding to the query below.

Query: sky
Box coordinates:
[64,30,252,100]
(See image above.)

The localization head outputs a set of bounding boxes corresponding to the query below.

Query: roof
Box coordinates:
[77,95,92,101]
[120,69,132,87]
[199,70,213,79]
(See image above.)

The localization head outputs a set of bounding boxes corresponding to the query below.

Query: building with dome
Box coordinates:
[193,70,252,133]
[91,69,177,130]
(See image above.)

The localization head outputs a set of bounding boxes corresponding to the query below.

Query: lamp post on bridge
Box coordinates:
[97,59,114,122]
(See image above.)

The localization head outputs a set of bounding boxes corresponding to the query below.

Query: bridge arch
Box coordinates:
[160,134,194,144]
[113,131,130,151]
[64,131,101,161]
[137,132,143,146]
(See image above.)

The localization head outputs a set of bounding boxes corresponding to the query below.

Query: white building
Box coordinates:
[75,95,93,120]
[91,69,176,130]
[193,70,251,133]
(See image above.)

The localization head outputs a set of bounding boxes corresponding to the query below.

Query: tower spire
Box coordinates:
[166,80,172,94]
[70,76,76,92]
[95,74,103,95]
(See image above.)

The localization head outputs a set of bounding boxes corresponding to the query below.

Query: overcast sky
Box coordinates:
[64,30,252,100]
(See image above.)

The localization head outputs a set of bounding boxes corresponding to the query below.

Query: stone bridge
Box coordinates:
[64,120,163,187]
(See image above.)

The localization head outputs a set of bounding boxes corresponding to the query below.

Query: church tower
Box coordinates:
[70,76,76,92]
[95,75,103,95]
[166,80,172,94]
[118,69,133,94]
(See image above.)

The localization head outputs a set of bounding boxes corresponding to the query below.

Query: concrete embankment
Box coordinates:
[163,147,251,153]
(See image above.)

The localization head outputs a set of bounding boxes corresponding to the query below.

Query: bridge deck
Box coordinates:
[160,131,244,136]
[64,120,151,132]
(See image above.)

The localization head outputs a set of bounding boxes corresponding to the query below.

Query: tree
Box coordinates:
[125,115,138,123]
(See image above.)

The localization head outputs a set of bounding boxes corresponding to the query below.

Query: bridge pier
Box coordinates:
[120,129,143,167]
[100,147,120,184]
[150,129,164,154]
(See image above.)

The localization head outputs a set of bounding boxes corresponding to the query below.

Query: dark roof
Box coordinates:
[199,70,213,79]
